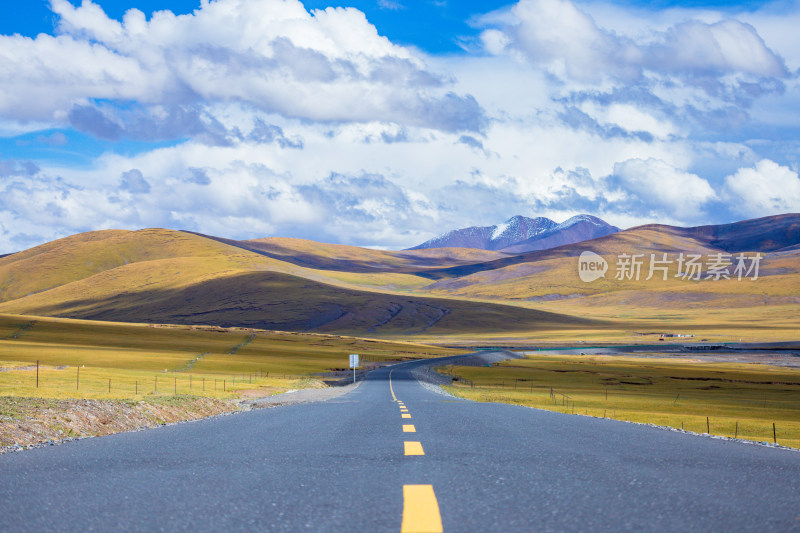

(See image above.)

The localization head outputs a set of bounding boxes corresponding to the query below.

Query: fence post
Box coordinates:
[108,378,111,393]
[734,421,738,439]
[707,417,710,434]
[155,375,158,393]
[773,422,777,444]
[36,360,39,388]
[174,377,177,395]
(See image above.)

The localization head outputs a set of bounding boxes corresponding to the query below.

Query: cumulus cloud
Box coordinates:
[651,20,786,79]
[724,159,800,217]
[479,0,788,93]
[482,0,640,82]
[610,158,717,219]
[0,0,484,134]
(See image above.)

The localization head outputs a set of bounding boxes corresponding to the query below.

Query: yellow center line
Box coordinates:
[404,441,425,456]
[402,485,442,533]
[402,413,411,419]
[403,424,416,433]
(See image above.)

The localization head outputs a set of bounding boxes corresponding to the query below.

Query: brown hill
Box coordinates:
[636,213,800,253]
[0,229,591,335]
[0,268,592,335]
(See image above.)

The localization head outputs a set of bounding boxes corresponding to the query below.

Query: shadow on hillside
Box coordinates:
[13,271,597,335]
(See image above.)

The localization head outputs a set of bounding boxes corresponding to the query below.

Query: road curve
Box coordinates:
[1,354,798,532]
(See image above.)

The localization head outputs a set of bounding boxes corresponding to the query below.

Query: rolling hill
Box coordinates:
[0,229,592,336]
[0,214,797,342]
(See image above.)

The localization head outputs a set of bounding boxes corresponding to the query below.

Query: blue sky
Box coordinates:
[0,0,799,253]
[1,1,778,51]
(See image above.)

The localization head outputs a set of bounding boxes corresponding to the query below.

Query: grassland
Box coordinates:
[440,354,800,449]
[0,313,464,401]
[0,226,797,342]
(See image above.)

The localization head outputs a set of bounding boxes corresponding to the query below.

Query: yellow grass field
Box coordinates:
[0,313,464,401]
[441,354,800,449]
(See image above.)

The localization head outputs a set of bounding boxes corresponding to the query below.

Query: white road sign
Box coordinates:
[349,354,359,369]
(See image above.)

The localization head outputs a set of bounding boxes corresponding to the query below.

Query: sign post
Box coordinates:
[349,354,359,384]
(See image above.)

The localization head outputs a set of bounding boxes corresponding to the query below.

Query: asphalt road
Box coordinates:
[1,354,799,532]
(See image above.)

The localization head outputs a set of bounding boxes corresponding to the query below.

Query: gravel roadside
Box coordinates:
[237,381,361,409]
[1,379,368,454]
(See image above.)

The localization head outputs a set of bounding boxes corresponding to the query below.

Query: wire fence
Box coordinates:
[445,374,798,448]
[0,361,312,400]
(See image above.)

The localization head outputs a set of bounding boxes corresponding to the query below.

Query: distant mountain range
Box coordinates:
[409,214,620,253]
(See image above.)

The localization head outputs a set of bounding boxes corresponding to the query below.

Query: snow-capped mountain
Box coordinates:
[409,214,619,252]
[501,215,620,253]
[409,215,557,251]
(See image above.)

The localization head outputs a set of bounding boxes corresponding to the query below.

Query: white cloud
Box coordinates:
[488,0,640,82]
[724,159,800,217]
[652,20,785,78]
[0,109,697,251]
[0,0,484,132]
[479,0,787,88]
[742,4,800,71]
[579,102,680,139]
[612,158,717,219]
[0,32,149,121]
